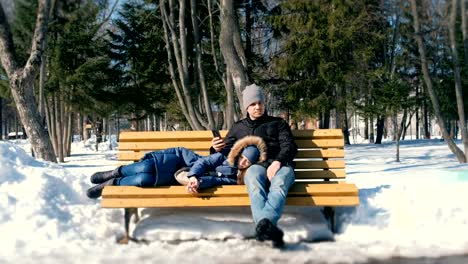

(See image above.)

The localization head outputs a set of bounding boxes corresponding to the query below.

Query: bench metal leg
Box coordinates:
[323,207,336,233]
[116,208,139,244]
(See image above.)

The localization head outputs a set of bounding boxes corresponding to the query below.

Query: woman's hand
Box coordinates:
[186,177,200,194]
[211,137,225,152]
[267,161,281,181]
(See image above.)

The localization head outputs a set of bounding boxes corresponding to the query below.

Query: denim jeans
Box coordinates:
[244,164,295,225]
[115,158,156,186]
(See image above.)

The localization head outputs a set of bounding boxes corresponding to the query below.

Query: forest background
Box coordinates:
[1,0,468,164]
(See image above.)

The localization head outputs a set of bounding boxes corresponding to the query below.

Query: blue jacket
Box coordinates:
[139,147,238,188]
[187,152,238,189]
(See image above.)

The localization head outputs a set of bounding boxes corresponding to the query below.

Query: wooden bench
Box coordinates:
[102,129,359,243]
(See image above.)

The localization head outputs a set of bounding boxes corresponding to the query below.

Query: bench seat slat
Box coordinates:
[118,149,345,162]
[119,141,213,151]
[102,196,359,208]
[118,139,345,151]
[294,160,345,169]
[294,170,345,179]
[292,129,344,139]
[119,131,227,141]
[102,183,357,198]
[295,149,344,158]
[294,139,344,148]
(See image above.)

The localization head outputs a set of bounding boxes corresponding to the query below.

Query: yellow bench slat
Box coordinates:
[292,129,344,139]
[295,160,345,169]
[102,196,359,208]
[118,149,345,161]
[118,139,344,151]
[119,141,213,151]
[295,149,344,158]
[119,130,228,141]
[118,150,211,161]
[295,139,344,148]
[102,183,357,198]
[295,169,345,179]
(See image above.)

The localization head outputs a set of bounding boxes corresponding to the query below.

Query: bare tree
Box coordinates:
[449,0,468,161]
[461,0,468,65]
[219,0,249,114]
[410,0,466,163]
[190,0,215,129]
[0,0,56,162]
[159,0,217,130]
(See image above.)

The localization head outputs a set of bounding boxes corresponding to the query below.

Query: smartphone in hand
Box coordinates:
[211,129,221,138]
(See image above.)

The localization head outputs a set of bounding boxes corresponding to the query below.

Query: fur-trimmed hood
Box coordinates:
[227,136,267,166]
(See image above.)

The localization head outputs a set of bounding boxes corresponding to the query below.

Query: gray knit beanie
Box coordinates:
[242,84,265,109]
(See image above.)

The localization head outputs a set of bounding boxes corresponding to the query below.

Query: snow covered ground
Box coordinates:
[1,137,468,263]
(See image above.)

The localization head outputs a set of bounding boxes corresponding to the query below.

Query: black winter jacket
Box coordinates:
[218,114,297,166]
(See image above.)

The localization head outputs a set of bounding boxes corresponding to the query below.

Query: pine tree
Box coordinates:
[106,1,171,121]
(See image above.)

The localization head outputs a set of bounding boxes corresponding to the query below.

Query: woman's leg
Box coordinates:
[120,159,156,178]
[116,159,157,187]
[115,173,156,186]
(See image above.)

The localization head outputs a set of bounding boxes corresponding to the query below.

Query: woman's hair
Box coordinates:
[226,136,267,185]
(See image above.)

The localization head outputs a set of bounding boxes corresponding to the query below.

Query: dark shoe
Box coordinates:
[255,218,285,248]
[90,167,121,184]
[86,178,115,199]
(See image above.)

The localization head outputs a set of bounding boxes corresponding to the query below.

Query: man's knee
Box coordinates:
[271,166,295,187]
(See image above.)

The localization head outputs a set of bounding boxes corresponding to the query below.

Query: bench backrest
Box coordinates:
[118,129,345,181]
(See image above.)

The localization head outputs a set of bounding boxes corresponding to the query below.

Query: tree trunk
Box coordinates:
[45,94,56,154]
[56,93,64,162]
[342,109,350,145]
[375,116,385,144]
[369,116,374,143]
[38,52,46,121]
[0,0,56,162]
[410,0,466,163]
[423,98,430,139]
[191,0,215,129]
[207,0,224,83]
[224,66,236,129]
[219,0,249,114]
[159,0,204,130]
[0,97,2,139]
[449,0,468,161]
[65,110,72,157]
[364,116,369,140]
[461,0,468,67]
[416,85,420,139]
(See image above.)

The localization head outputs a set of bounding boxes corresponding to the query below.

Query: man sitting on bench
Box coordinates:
[211,84,298,248]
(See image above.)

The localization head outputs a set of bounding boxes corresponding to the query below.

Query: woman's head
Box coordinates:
[237,145,261,169]
[226,135,267,185]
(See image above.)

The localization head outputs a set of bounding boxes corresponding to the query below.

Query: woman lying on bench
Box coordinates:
[86,136,267,199]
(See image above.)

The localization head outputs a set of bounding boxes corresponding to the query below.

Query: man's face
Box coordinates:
[246,101,265,120]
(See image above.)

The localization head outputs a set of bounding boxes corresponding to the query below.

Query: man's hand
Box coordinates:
[211,137,226,152]
[186,177,200,194]
[267,161,281,181]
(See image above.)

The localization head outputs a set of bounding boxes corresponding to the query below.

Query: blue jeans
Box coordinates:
[244,164,295,225]
[115,159,156,186]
